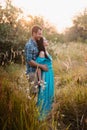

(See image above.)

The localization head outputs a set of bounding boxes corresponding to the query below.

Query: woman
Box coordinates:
[36,37,54,121]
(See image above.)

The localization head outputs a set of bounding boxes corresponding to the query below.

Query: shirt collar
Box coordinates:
[29,38,37,47]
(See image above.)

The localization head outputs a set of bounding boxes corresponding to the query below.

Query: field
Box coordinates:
[0,42,87,130]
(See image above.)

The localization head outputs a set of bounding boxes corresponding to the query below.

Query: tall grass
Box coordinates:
[0,64,40,130]
[52,42,87,130]
[53,86,87,130]
[0,42,87,130]
[0,64,55,130]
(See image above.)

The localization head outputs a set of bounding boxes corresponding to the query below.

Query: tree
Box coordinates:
[0,0,61,53]
[64,9,87,43]
[0,0,28,51]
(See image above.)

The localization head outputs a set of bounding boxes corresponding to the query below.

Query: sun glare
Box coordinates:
[1,0,87,32]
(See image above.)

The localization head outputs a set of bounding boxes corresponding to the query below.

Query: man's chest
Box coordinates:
[32,46,38,60]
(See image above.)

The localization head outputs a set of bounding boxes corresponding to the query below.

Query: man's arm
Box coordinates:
[29,60,48,71]
[25,43,48,71]
[30,51,48,71]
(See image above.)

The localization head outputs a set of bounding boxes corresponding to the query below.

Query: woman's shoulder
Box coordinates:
[39,51,45,58]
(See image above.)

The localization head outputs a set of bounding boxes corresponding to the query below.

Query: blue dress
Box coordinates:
[36,54,54,120]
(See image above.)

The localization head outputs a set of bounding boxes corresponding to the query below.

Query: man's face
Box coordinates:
[33,29,42,40]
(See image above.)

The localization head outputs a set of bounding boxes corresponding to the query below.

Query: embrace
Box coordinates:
[25,25,55,121]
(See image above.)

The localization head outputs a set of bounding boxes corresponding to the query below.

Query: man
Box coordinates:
[25,25,48,76]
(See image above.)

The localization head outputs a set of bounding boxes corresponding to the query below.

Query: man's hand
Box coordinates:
[39,64,48,71]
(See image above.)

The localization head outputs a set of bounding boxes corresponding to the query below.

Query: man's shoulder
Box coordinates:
[25,39,33,48]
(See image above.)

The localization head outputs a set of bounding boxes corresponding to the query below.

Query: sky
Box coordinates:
[1,0,87,32]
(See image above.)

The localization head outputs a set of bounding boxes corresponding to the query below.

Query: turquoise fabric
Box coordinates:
[36,54,54,120]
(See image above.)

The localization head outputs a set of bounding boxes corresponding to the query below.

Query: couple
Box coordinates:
[25,25,54,121]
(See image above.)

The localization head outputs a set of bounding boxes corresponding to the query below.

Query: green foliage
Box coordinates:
[0,1,61,52]
[0,1,87,53]
[64,9,87,43]
[0,0,29,51]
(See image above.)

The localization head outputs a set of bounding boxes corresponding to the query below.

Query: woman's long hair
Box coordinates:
[36,37,48,58]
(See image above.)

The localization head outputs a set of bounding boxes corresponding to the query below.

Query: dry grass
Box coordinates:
[51,42,87,130]
[0,42,87,130]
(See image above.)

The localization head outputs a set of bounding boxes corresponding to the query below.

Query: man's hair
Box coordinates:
[31,25,42,35]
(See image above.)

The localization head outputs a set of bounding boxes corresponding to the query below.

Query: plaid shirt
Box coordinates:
[25,38,38,74]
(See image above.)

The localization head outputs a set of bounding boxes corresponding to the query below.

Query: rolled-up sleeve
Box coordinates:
[25,44,33,63]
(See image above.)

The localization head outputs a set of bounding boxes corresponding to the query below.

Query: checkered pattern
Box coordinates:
[25,38,38,74]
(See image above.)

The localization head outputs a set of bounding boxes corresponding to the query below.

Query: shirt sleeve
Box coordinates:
[25,44,33,62]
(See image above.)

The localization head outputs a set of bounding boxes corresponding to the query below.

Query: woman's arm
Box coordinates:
[29,60,48,71]
[29,51,47,71]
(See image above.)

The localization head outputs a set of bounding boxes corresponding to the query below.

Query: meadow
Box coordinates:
[0,42,87,130]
